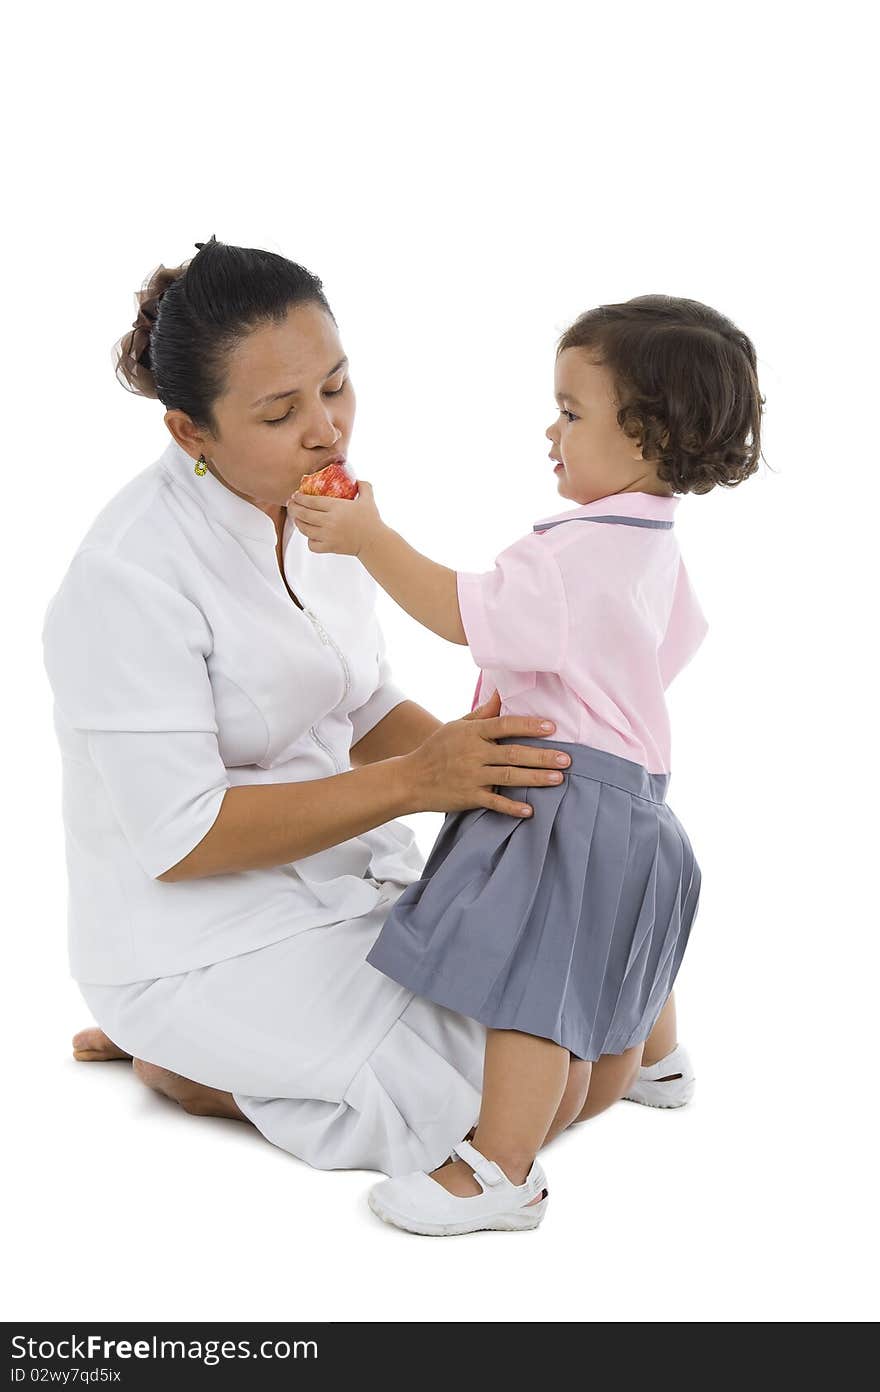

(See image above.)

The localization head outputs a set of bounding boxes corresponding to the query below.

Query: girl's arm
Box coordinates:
[358,525,467,644]
[289,481,468,643]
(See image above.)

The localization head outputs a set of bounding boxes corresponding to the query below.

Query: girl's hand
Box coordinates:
[288,479,384,557]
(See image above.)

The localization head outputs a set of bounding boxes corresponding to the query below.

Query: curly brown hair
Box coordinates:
[556,295,766,495]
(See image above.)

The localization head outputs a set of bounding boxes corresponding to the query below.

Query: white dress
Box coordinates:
[42,438,485,1176]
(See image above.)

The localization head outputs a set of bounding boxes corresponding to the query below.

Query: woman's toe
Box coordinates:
[72,1027,132,1062]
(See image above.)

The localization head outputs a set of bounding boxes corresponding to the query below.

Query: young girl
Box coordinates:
[289,294,763,1236]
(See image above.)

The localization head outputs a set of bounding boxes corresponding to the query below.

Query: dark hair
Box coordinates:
[112,235,336,436]
[556,295,766,494]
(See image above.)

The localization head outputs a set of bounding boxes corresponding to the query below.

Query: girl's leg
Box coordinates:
[430,1028,571,1200]
[441,992,681,1150]
[443,1053,590,1163]
[641,991,679,1068]
[542,1057,593,1143]
[573,1042,645,1122]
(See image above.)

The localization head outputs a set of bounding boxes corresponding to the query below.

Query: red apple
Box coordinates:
[299,462,358,500]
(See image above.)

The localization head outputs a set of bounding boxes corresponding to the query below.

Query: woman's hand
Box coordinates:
[288,479,385,557]
[401,687,571,819]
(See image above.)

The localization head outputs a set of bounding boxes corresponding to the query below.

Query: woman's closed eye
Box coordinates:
[266,380,348,425]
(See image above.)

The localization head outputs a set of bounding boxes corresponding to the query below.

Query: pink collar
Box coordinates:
[534,489,680,529]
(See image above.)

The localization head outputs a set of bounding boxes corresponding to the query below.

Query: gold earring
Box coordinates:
[194,453,208,476]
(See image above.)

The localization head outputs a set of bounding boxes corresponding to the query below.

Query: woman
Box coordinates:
[45,237,692,1182]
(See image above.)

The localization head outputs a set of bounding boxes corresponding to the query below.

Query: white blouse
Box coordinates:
[42,437,424,984]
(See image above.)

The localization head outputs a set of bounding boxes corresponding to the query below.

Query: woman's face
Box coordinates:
[165,302,356,521]
[545,348,670,503]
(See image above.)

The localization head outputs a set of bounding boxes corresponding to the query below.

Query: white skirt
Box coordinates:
[78,886,486,1177]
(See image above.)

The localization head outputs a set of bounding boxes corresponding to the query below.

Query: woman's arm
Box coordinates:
[158,756,416,882]
[160,692,568,882]
[349,699,443,767]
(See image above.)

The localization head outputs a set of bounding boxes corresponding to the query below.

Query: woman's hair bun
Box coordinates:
[112,256,191,398]
[112,236,333,429]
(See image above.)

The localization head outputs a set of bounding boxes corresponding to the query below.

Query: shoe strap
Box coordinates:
[450,1139,508,1189]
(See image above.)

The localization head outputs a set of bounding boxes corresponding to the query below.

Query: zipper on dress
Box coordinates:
[303,606,353,697]
[302,604,352,775]
[308,721,341,773]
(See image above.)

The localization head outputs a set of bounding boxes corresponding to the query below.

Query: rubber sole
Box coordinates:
[367,1190,549,1236]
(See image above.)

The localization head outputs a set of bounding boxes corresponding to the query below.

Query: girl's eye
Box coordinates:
[265,380,348,425]
[559,408,577,423]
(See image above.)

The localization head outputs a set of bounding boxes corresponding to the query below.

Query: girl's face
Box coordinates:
[165,302,356,522]
[545,347,672,503]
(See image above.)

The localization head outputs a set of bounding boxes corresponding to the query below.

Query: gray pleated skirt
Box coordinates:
[366,737,702,1061]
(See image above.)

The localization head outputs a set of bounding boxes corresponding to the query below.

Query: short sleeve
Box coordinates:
[42,548,220,732]
[348,612,407,746]
[456,535,568,672]
[42,548,230,879]
[658,555,709,688]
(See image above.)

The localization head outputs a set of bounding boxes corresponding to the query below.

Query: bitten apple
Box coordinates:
[299,463,359,499]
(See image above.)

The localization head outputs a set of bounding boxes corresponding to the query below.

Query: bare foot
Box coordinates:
[131,1058,249,1123]
[74,1027,250,1125]
[72,1027,132,1062]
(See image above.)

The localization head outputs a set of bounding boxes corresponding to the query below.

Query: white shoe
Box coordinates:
[367,1138,549,1236]
[623,1043,695,1108]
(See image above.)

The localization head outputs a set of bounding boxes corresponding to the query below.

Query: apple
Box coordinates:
[299,462,358,500]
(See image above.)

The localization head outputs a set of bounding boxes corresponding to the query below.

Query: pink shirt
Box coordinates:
[456,490,709,774]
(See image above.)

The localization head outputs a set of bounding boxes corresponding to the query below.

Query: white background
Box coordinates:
[3,0,876,1324]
